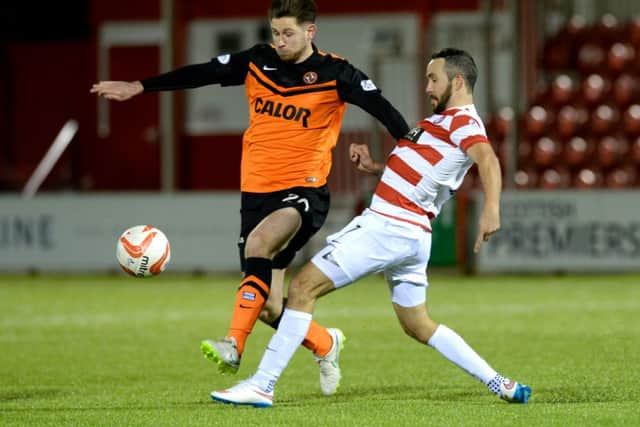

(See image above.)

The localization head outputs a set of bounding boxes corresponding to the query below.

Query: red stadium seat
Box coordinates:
[612,74,638,109]
[517,140,533,168]
[514,168,538,189]
[566,14,588,40]
[577,43,606,75]
[539,167,570,189]
[597,135,628,169]
[533,137,561,168]
[556,105,587,139]
[604,167,635,188]
[622,104,640,137]
[580,74,611,108]
[550,74,576,106]
[573,168,603,189]
[606,43,635,76]
[523,105,551,138]
[487,107,514,143]
[495,107,514,140]
[590,105,619,136]
[565,136,594,169]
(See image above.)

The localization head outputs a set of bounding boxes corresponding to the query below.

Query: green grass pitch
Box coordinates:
[1,272,639,426]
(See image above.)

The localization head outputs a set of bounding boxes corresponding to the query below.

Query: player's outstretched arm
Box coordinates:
[349,143,384,175]
[90,81,144,101]
[467,143,502,253]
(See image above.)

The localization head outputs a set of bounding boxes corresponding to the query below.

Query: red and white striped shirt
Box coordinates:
[369,104,490,232]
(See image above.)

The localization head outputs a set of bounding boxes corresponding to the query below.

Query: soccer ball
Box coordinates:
[116,225,171,277]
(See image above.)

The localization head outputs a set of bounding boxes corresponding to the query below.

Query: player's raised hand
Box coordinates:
[473,205,500,253]
[90,81,144,101]
[349,143,383,174]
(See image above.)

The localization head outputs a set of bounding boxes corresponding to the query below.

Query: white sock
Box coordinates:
[427,324,497,384]
[252,308,312,391]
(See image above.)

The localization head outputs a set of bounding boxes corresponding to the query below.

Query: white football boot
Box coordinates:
[211,380,274,408]
[314,328,346,396]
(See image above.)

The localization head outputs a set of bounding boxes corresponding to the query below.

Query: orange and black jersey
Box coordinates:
[142,43,409,192]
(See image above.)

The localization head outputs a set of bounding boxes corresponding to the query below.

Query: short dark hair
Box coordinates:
[431,48,478,92]
[268,0,317,24]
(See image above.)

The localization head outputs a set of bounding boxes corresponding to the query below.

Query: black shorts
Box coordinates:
[238,185,330,270]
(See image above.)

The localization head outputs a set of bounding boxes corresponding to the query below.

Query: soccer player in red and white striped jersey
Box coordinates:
[211,48,531,407]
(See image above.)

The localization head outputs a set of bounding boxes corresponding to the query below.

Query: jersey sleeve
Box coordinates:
[450,113,490,152]
[336,63,409,140]
[141,48,252,91]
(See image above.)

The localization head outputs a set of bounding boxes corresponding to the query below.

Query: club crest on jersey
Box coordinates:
[216,54,230,64]
[303,71,318,84]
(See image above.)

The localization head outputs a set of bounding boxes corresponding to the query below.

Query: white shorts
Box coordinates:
[311,209,432,307]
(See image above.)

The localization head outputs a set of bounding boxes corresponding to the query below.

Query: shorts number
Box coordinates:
[282,193,310,212]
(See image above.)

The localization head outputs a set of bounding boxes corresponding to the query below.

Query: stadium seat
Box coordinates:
[607,43,635,75]
[533,137,561,168]
[622,104,640,137]
[612,74,638,109]
[523,105,551,139]
[590,104,619,136]
[556,105,587,139]
[550,74,576,106]
[604,167,635,188]
[517,140,533,168]
[580,74,610,108]
[577,43,606,75]
[539,167,570,189]
[566,14,588,42]
[487,107,514,143]
[495,106,514,141]
[565,136,593,169]
[514,168,538,189]
[573,168,603,189]
[597,135,628,169]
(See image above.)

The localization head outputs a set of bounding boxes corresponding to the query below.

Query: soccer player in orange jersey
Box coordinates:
[91,0,409,396]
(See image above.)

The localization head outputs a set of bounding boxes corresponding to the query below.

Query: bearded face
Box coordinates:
[431,79,453,114]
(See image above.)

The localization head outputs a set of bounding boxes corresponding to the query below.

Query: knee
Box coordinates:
[400,318,438,343]
[259,297,283,324]
[244,234,271,259]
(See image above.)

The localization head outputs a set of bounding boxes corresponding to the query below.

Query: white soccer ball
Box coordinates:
[116,225,171,277]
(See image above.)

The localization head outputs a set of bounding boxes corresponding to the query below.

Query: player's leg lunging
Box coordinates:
[426,324,531,403]
[201,257,272,374]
